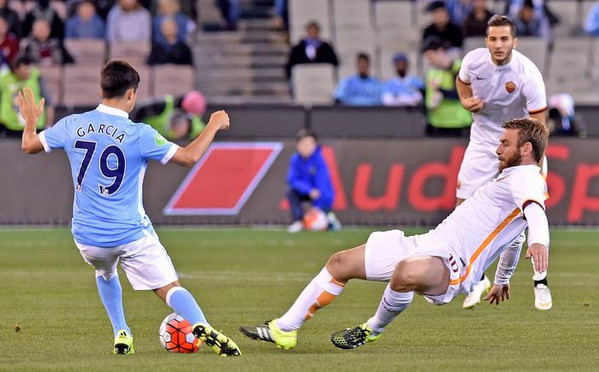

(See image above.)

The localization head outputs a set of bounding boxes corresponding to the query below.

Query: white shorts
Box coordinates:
[364,230,461,305]
[75,233,179,290]
[456,142,498,200]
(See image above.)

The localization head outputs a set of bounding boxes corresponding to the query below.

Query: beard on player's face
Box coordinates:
[498,147,522,172]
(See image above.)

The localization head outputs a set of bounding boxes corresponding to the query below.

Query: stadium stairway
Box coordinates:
[195,0,291,104]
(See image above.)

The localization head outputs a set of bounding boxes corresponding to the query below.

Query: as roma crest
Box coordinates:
[506,81,516,94]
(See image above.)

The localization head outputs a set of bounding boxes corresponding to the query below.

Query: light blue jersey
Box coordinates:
[39,104,178,247]
[334,75,382,106]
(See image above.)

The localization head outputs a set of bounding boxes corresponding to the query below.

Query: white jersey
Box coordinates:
[458,48,547,147]
[415,164,547,296]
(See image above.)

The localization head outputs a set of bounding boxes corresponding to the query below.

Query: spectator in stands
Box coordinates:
[506,0,558,29]
[20,18,74,66]
[286,129,340,233]
[514,0,551,43]
[216,0,241,31]
[0,56,54,137]
[0,0,22,38]
[147,17,193,65]
[584,1,599,36]
[422,37,471,136]
[0,15,19,68]
[153,0,190,44]
[131,90,207,140]
[334,53,381,106]
[107,0,152,43]
[273,0,288,30]
[23,0,65,39]
[380,53,424,107]
[285,21,338,79]
[462,0,494,37]
[65,0,106,39]
[422,1,464,50]
[445,0,473,25]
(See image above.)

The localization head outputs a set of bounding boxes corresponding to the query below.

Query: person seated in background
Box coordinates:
[65,0,106,39]
[0,0,22,38]
[334,53,381,106]
[131,90,207,140]
[514,0,551,43]
[273,0,288,30]
[285,21,338,79]
[216,0,240,31]
[22,0,65,39]
[146,17,193,65]
[153,0,191,45]
[445,0,473,26]
[381,53,424,107]
[0,56,54,137]
[107,0,151,43]
[0,15,19,69]
[422,37,471,136]
[584,1,599,36]
[20,18,74,66]
[422,1,464,51]
[462,0,494,37]
[286,129,340,233]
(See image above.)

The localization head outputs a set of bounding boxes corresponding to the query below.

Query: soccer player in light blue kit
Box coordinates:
[19,60,241,356]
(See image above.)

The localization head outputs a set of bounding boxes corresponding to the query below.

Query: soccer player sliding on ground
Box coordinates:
[19,61,241,356]
[241,118,550,350]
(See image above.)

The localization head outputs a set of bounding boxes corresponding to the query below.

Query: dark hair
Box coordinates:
[357,53,370,63]
[306,20,320,31]
[486,15,516,38]
[297,128,317,142]
[101,60,140,99]
[12,55,32,70]
[502,117,548,163]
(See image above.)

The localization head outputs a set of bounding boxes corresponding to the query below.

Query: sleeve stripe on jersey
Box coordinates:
[449,207,521,286]
[528,106,548,115]
[457,76,471,85]
[522,199,545,213]
[38,131,51,153]
[161,144,180,164]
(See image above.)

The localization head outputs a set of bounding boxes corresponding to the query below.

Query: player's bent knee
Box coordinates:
[325,251,345,276]
[389,261,419,292]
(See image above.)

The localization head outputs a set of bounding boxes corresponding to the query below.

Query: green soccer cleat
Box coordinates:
[330,323,381,350]
[239,318,298,350]
[193,323,241,356]
[113,329,134,355]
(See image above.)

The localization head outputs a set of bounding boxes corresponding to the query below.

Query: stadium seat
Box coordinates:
[335,27,376,79]
[516,37,548,74]
[550,0,581,36]
[289,0,332,44]
[38,65,63,107]
[291,64,336,105]
[63,65,102,107]
[109,41,151,67]
[332,0,372,30]
[548,37,593,80]
[463,36,487,56]
[375,0,415,30]
[415,0,432,31]
[130,63,152,101]
[64,39,106,67]
[591,38,599,80]
[153,64,195,96]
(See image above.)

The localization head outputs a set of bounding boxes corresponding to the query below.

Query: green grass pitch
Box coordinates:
[1,227,597,371]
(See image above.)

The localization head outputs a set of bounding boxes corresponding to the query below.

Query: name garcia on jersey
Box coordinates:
[77,122,127,144]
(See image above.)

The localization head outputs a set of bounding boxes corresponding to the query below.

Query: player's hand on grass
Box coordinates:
[207,110,230,131]
[461,97,484,113]
[525,243,548,273]
[17,87,45,125]
[484,284,510,305]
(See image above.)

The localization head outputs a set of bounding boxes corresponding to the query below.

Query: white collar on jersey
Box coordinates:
[500,164,540,176]
[96,104,129,119]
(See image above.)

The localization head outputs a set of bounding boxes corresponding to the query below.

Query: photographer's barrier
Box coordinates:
[1,138,599,226]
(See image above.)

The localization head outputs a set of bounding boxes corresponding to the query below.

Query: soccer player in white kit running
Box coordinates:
[455,15,552,310]
[240,118,550,350]
[19,61,241,356]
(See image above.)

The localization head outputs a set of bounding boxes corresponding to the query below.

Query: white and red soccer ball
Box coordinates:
[159,313,201,353]
[303,208,328,231]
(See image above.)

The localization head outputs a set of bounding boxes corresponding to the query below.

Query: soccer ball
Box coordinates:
[303,208,329,231]
[159,313,201,353]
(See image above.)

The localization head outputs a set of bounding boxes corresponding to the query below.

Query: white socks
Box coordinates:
[367,284,414,334]
[276,268,345,331]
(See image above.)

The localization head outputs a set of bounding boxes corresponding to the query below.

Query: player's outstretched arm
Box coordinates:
[523,202,550,273]
[456,76,484,113]
[18,87,45,154]
[170,110,230,167]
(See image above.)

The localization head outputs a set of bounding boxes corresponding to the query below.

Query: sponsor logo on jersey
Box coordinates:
[155,133,167,146]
